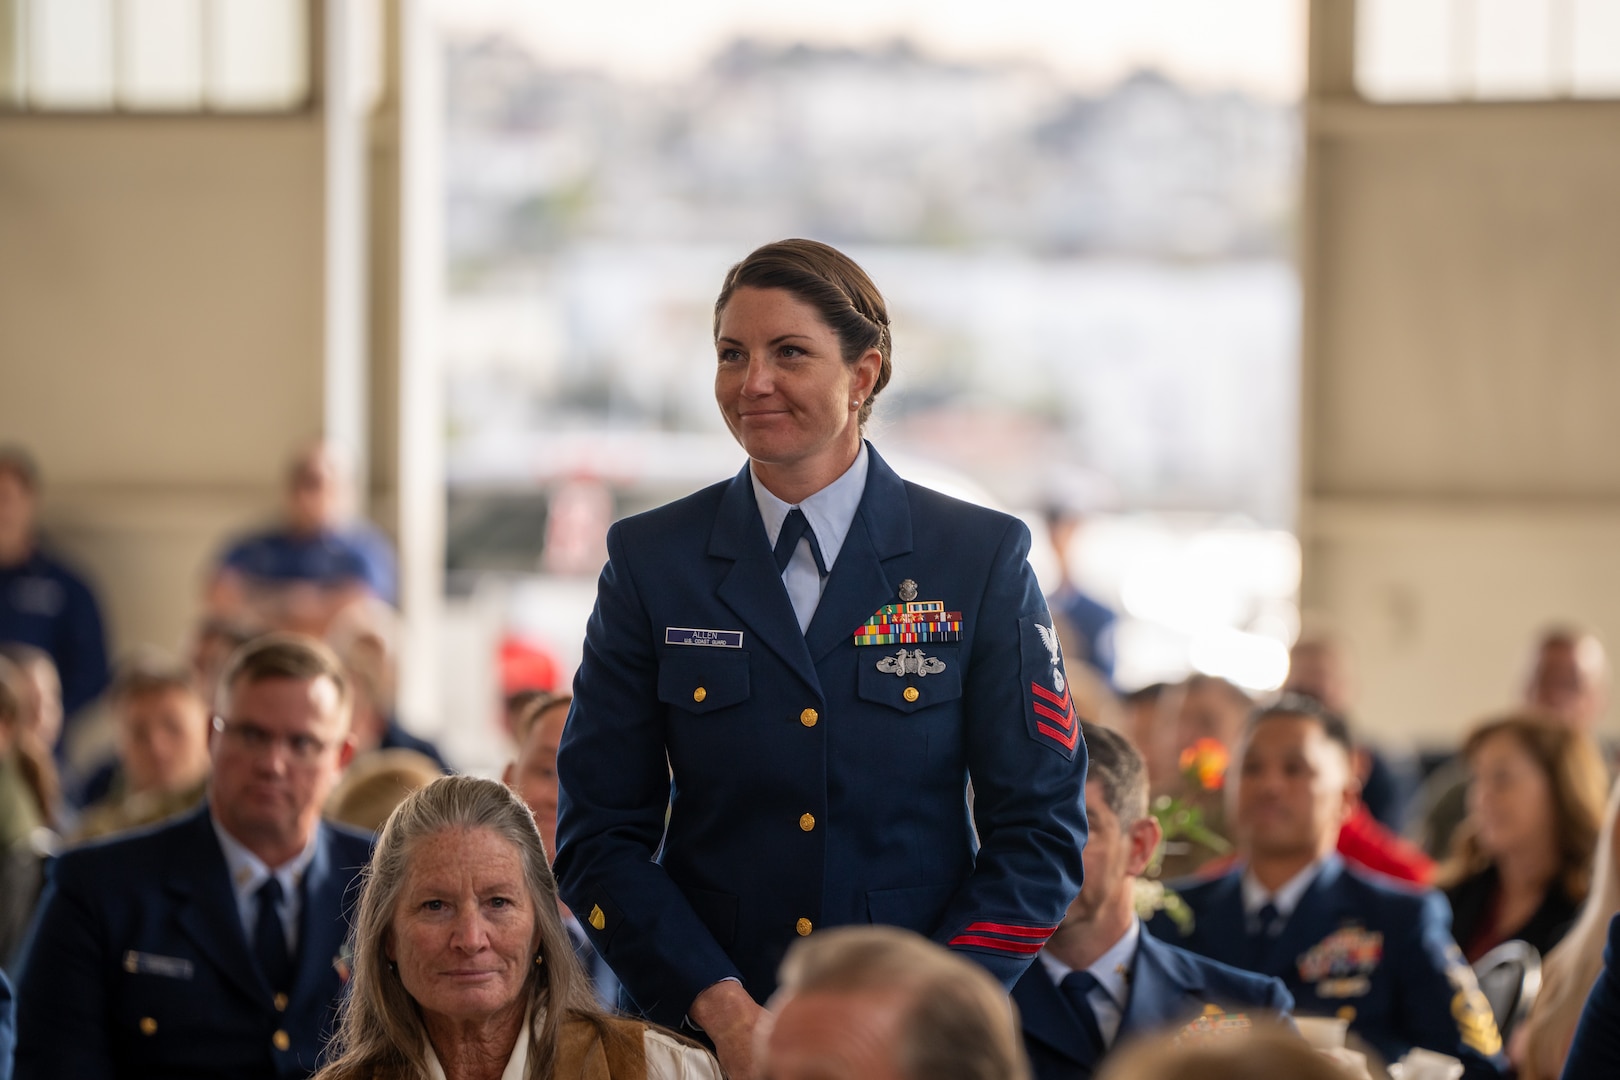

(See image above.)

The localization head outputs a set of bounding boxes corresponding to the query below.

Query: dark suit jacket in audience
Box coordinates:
[1015,924,1294,1080]
[1149,855,1507,1079]
[1444,865,1577,963]
[1562,912,1620,1080]
[13,806,372,1080]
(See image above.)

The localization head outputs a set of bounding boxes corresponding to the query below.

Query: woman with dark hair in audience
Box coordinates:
[1438,712,1608,963]
[312,775,720,1080]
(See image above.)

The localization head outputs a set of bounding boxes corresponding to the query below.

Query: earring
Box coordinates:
[534,953,544,967]
[850,399,861,410]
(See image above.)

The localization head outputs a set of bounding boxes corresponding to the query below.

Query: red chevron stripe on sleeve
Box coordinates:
[1030,681,1079,750]
[948,921,1059,954]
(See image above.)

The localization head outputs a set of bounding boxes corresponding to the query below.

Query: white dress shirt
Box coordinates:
[211,814,319,951]
[1240,855,1332,931]
[1037,917,1142,1047]
[750,442,869,633]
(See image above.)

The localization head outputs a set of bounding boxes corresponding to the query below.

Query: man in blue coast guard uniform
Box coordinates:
[1015,723,1292,1079]
[1149,695,1507,1079]
[14,635,373,1080]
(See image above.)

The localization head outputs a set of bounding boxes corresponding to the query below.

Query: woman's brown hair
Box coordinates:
[1438,712,1609,902]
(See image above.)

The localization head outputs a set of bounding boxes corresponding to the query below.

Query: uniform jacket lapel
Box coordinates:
[710,464,820,694]
[1266,856,1348,976]
[1013,963,1099,1076]
[165,807,267,1006]
[1122,930,1208,1035]
[804,447,912,663]
[291,824,349,1008]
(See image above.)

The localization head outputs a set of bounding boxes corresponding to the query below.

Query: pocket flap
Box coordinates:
[657,649,750,714]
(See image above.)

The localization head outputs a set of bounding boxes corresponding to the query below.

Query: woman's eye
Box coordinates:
[489,897,510,908]
[422,899,444,911]
[718,348,743,363]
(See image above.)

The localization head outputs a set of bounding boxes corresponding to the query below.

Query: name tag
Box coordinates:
[665,627,744,648]
[124,951,194,980]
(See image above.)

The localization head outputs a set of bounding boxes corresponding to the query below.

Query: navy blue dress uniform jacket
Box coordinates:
[1015,925,1294,1080]
[1148,855,1507,1079]
[13,806,373,1080]
[1562,912,1620,1080]
[554,444,1089,1026]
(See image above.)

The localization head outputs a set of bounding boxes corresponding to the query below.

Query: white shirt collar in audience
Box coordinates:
[1037,917,1141,1046]
[1241,853,1334,919]
[211,812,318,950]
[750,440,868,570]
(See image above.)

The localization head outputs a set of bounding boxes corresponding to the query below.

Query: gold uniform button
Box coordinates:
[274,993,288,1012]
[799,813,816,832]
[796,918,813,936]
[273,1030,291,1052]
[693,687,706,703]
[589,904,606,931]
[903,687,920,703]
[800,708,818,727]
[139,1017,158,1036]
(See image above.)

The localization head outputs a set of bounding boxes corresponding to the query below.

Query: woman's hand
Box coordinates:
[691,980,769,1080]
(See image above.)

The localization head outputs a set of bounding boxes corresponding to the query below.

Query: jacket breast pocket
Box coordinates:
[856,646,963,714]
[657,649,750,714]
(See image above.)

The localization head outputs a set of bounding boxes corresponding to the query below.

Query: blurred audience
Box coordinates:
[1414,626,1611,859]
[187,615,260,705]
[0,446,110,742]
[14,634,369,1079]
[325,598,449,772]
[502,691,619,1009]
[206,441,397,636]
[1150,695,1507,1079]
[1438,713,1607,963]
[322,746,441,833]
[1154,674,1250,879]
[0,658,56,971]
[1044,504,1118,686]
[1512,778,1620,1079]
[1285,628,1415,831]
[1015,722,1291,1080]
[71,654,210,844]
[760,925,1031,1080]
[1122,682,1174,792]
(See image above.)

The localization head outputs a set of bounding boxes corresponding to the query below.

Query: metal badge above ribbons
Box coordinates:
[852,580,962,647]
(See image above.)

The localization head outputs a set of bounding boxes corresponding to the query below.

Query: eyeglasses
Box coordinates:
[212,716,333,763]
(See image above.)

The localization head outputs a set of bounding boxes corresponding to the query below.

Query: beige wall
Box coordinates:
[1300,1,1620,745]
[0,117,328,656]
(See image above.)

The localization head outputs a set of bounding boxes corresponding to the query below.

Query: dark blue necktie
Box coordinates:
[253,877,293,993]
[1059,969,1107,1060]
[774,508,828,575]
[1256,901,1283,938]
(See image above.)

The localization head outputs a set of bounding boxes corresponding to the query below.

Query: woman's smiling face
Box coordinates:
[714,286,880,494]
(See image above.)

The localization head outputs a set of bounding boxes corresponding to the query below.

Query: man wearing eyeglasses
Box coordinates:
[13,634,371,1080]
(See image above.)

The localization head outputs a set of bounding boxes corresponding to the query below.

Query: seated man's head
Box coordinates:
[1523,626,1608,734]
[760,926,1030,1080]
[1230,694,1357,866]
[110,654,210,796]
[284,441,351,535]
[1170,674,1251,763]
[0,445,40,562]
[1284,627,1353,715]
[1054,723,1161,937]
[210,634,356,864]
[503,693,571,863]
[0,643,62,753]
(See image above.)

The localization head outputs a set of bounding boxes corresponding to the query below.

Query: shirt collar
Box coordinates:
[1241,853,1336,918]
[750,441,869,572]
[210,811,319,897]
[1037,917,1141,1007]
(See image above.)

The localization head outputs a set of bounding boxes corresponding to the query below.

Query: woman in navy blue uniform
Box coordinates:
[553,240,1089,1078]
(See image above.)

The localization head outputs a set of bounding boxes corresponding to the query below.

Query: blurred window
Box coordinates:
[0,0,313,111]
[1357,0,1620,101]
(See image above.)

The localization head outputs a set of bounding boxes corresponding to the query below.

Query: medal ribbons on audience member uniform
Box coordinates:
[1297,925,1383,1000]
[1175,1005,1253,1046]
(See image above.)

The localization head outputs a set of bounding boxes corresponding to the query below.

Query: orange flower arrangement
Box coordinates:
[1178,737,1230,791]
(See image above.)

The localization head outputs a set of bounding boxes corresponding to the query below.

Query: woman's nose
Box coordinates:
[741,355,773,396]
[450,911,489,951]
